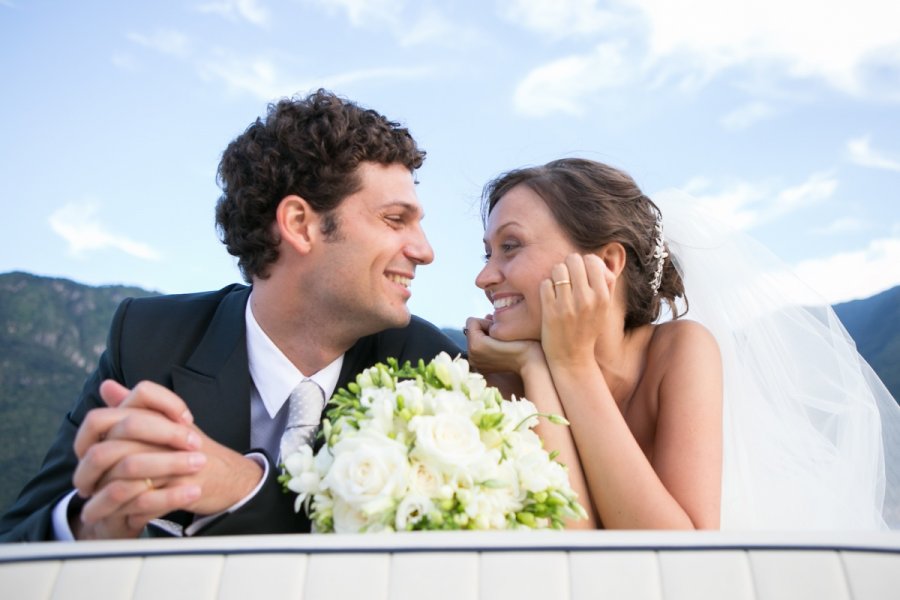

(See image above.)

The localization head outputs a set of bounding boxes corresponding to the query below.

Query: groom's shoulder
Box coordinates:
[122,283,248,319]
[111,284,249,347]
[370,315,463,359]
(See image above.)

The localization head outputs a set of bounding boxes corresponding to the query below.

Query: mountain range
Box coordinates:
[0,271,897,514]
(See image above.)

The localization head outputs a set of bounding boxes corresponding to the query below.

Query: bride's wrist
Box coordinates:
[517,343,547,374]
[545,353,597,376]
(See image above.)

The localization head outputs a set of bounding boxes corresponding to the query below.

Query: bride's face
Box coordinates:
[476,184,579,341]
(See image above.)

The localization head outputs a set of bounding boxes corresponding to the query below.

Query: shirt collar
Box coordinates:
[245,294,344,417]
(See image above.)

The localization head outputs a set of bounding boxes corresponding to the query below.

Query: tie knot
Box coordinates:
[280,380,326,460]
[286,379,325,428]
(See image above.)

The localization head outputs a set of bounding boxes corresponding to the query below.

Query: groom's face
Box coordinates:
[476,185,578,341]
[312,161,434,335]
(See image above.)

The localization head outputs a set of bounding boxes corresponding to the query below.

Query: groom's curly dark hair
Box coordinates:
[215,89,425,282]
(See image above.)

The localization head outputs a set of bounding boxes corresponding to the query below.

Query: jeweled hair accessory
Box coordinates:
[649,213,668,296]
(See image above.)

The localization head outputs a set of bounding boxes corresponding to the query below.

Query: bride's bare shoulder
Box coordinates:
[649,319,720,364]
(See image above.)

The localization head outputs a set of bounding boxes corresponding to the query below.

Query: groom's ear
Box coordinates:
[597,243,627,277]
[276,195,318,255]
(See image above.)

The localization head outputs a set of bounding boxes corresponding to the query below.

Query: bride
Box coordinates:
[465,158,900,530]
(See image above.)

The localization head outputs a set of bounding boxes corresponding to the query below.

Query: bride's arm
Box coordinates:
[465,318,598,529]
[542,254,722,530]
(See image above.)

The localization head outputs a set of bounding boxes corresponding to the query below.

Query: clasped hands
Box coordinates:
[70,380,262,539]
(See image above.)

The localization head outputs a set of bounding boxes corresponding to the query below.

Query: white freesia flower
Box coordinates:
[279,354,586,532]
[362,388,397,435]
[432,351,469,390]
[500,396,539,433]
[396,379,425,415]
[516,450,570,493]
[395,493,435,530]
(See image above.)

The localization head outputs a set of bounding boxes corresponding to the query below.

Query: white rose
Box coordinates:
[395,493,435,530]
[408,459,443,497]
[332,498,375,533]
[323,430,410,513]
[409,413,485,471]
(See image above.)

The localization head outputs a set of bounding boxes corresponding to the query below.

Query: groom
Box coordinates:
[0,89,460,541]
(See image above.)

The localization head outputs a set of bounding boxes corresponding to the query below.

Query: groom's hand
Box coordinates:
[71,380,262,538]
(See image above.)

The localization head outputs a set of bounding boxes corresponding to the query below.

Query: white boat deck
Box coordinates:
[2,530,899,599]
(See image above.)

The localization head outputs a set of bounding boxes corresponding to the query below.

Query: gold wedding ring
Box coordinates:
[553,280,571,287]
[144,478,155,491]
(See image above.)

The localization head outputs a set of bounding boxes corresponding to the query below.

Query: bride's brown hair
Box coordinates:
[482,158,687,330]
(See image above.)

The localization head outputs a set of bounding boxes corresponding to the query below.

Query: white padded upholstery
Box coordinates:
[1,531,899,600]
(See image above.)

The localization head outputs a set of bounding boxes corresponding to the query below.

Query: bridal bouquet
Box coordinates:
[279,352,587,533]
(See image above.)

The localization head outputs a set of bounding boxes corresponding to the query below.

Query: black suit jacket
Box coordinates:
[0,284,461,541]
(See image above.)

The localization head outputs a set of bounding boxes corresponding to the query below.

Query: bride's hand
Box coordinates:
[464,316,544,376]
[540,253,617,369]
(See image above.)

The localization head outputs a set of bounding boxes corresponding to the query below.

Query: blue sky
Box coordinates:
[2,0,899,329]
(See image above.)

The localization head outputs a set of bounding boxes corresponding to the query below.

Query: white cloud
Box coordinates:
[513,42,634,117]
[111,52,137,71]
[306,0,405,29]
[49,202,161,261]
[793,236,900,303]
[304,0,479,48]
[398,8,484,48]
[774,172,837,217]
[679,177,766,230]
[194,0,270,26]
[674,171,837,230]
[199,56,430,101]
[720,101,777,131]
[127,30,191,58]
[847,135,900,172]
[498,0,620,38]
[630,0,900,97]
[511,0,900,116]
[813,217,867,235]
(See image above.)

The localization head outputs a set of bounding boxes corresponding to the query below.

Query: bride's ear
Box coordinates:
[597,242,627,277]
[276,195,318,255]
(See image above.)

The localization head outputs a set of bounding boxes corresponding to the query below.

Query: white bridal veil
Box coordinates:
[655,192,900,530]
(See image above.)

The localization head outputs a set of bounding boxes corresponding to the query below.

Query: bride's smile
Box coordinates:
[476,184,578,341]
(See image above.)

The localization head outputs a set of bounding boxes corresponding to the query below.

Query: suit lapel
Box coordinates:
[172,286,253,453]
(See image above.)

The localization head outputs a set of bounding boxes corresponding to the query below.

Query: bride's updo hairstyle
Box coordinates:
[482,158,687,330]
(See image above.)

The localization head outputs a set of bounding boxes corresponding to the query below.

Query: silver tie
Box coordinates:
[279,379,325,461]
